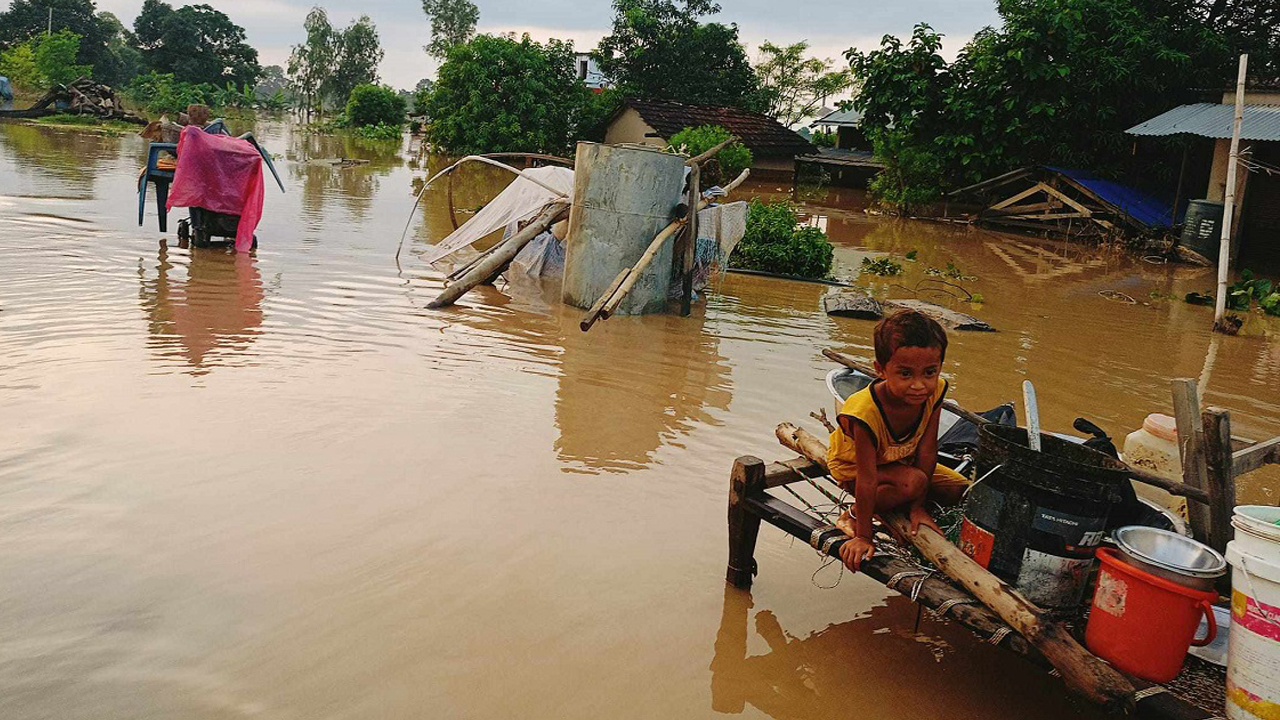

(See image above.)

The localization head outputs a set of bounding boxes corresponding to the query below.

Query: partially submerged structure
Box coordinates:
[1127,90,1280,267]
[946,166,1176,240]
[604,98,814,180]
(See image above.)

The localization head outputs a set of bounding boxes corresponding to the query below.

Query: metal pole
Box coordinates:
[1215,53,1248,330]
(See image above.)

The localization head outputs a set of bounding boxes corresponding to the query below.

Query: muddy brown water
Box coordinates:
[1,118,1276,720]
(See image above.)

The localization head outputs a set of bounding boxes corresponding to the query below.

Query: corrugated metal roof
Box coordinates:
[1126,103,1280,141]
[810,108,862,127]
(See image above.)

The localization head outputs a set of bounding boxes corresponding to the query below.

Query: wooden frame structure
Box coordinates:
[945,167,1155,239]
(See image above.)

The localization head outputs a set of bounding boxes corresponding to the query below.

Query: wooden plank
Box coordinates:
[1201,407,1237,556]
[1038,182,1093,216]
[1172,379,1213,543]
[990,182,1050,210]
[1233,435,1280,477]
[947,167,1035,198]
[727,456,765,588]
[1002,212,1094,221]
[762,457,827,488]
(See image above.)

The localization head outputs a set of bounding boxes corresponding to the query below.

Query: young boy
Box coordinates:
[828,309,968,571]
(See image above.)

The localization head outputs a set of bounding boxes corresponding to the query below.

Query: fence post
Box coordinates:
[1171,379,1212,543]
[1200,407,1237,557]
[727,456,764,588]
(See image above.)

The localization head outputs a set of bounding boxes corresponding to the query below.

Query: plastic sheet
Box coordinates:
[167,126,264,252]
[508,231,565,279]
[422,166,573,265]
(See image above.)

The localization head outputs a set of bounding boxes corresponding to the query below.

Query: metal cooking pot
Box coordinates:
[1112,526,1226,591]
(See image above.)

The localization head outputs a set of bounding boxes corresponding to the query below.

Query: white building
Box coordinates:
[574,53,610,92]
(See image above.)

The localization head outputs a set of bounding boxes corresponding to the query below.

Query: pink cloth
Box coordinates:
[167,125,265,252]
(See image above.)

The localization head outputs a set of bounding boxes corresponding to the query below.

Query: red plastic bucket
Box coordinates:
[1086,548,1218,682]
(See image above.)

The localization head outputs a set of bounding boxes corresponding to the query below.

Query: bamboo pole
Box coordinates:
[428,201,569,309]
[1215,54,1248,331]
[820,348,1212,504]
[774,423,1136,710]
[579,269,630,332]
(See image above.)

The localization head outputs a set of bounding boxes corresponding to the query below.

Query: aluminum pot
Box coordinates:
[1112,526,1226,591]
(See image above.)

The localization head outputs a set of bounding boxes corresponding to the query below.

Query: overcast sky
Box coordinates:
[76,0,1001,89]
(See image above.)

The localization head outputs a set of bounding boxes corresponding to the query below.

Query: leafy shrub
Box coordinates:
[861,257,903,276]
[0,43,42,92]
[1185,270,1280,315]
[124,71,216,115]
[667,125,753,187]
[812,130,836,147]
[345,83,405,128]
[730,199,833,279]
[352,122,403,141]
[34,31,92,86]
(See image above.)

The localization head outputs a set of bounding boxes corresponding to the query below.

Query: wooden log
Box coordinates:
[1233,435,1280,476]
[685,136,735,167]
[1172,379,1213,543]
[428,201,568,309]
[1201,407,1237,557]
[773,423,1137,710]
[580,269,630,331]
[727,456,765,588]
[679,163,699,316]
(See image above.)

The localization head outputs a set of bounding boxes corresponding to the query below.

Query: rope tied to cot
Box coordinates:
[888,569,933,603]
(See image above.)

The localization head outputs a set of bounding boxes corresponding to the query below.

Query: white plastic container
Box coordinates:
[1224,505,1280,720]
[1123,413,1188,519]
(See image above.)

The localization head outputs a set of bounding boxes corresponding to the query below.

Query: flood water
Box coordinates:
[1,117,1276,720]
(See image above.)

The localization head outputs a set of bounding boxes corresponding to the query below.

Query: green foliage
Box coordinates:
[36,31,92,85]
[595,0,763,110]
[123,70,214,114]
[847,2,1237,208]
[1185,291,1214,306]
[1185,271,1280,316]
[811,130,836,148]
[926,262,976,281]
[731,199,834,279]
[860,257,903,276]
[345,83,405,127]
[287,8,385,120]
[133,0,261,87]
[666,125,752,187]
[905,249,918,261]
[0,42,42,92]
[425,34,591,155]
[421,0,478,60]
[0,0,115,81]
[351,122,403,141]
[754,40,854,126]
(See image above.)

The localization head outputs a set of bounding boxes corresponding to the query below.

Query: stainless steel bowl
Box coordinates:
[1112,525,1227,591]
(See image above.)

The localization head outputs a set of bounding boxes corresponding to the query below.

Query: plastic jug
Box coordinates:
[1123,413,1187,519]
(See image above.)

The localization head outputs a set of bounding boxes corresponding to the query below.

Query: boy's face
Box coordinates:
[875,345,943,406]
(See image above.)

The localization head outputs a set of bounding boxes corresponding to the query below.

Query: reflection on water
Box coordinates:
[139,241,264,374]
[0,118,1276,720]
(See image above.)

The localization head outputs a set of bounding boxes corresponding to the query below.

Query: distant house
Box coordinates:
[574,53,610,92]
[603,98,816,180]
[795,106,884,187]
[1127,88,1280,266]
[809,107,870,151]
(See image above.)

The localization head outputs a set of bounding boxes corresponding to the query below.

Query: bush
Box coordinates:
[667,125,752,187]
[812,130,836,148]
[34,31,92,86]
[730,199,834,278]
[345,83,405,128]
[124,71,216,115]
[352,122,403,141]
[0,43,42,92]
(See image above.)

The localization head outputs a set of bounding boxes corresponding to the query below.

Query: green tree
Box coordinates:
[329,15,384,107]
[34,30,92,85]
[0,43,44,92]
[666,125,751,186]
[426,34,592,154]
[133,0,261,87]
[345,83,405,127]
[594,0,762,109]
[754,41,855,126]
[95,12,143,86]
[288,7,338,119]
[421,0,478,60]
[0,0,112,76]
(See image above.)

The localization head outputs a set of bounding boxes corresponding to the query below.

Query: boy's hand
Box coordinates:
[909,505,944,537]
[839,536,875,571]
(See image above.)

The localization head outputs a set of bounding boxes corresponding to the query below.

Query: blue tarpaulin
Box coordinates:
[0,76,13,102]
[1045,166,1177,228]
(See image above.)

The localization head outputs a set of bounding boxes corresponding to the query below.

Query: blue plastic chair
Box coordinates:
[137,119,284,233]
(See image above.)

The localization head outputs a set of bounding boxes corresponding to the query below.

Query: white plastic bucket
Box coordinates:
[1224,505,1280,720]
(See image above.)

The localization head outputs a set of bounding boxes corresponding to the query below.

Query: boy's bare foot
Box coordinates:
[908,504,944,537]
[835,509,857,538]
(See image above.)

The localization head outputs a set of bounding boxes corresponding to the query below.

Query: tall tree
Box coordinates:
[421,0,478,60]
[0,0,112,76]
[754,41,855,126]
[329,15,384,106]
[426,34,591,154]
[133,0,261,87]
[288,7,338,119]
[95,12,143,86]
[594,0,762,109]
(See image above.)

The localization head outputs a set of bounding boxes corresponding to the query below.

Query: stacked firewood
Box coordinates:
[0,76,147,124]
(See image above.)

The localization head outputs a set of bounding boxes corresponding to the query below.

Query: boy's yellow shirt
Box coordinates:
[827,379,949,483]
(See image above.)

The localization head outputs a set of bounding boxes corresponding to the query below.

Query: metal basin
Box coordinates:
[1112,526,1227,591]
